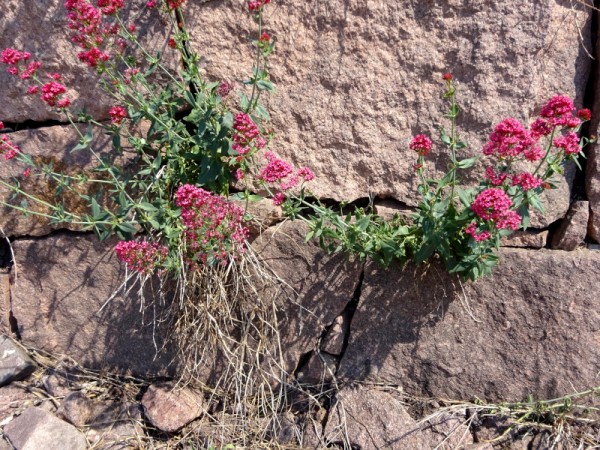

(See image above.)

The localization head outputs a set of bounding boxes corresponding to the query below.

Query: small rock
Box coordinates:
[4,407,87,450]
[85,402,143,449]
[42,374,71,399]
[501,230,548,248]
[297,353,338,385]
[56,391,94,427]
[0,335,36,387]
[142,382,205,433]
[0,385,37,424]
[551,200,589,250]
[321,315,346,356]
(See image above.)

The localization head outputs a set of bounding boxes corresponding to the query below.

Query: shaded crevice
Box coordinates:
[317,265,365,442]
[0,119,71,132]
[6,227,96,242]
[572,1,597,202]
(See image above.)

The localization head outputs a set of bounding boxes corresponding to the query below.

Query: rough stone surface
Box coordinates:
[3,407,87,450]
[0,335,36,387]
[0,1,170,123]
[11,233,176,378]
[321,314,347,356]
[142,382,205,433]
[324,386,473,449]
[252,221,363,375]
[501,230,549,249]
[338,249,600,401]
[85,402,143,449]
[1,1,589,224]
[551,200,589,251]
[183,0,588,224]
[0,126,135,238]
[56,391,94,427]
[0,385,37,424]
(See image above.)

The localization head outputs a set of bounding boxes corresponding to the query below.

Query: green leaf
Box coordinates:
[137,202,159,212]
[440,128,451,146]
[256,79,275,92]
[456,187,472,207]
[183,90,196,107]
[456,157,477,169]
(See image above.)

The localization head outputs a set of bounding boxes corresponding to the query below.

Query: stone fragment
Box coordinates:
[0,385,37,424]
[0,335,36,387]
[501,230,548,248]
[252,221,363,376]
[3,407,86,450]
[550,200,589,250]
[338,249,600,401]
[232,197,284,239]
[85,402,143,449]
[324,386,473,449]
[56,391,94,427]
[41,374,71,399]
[296,352,338,385]
[321,314,347,356]
[11,233,175,378]
[142,382,205,433]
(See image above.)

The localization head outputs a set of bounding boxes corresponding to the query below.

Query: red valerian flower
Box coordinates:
[471,188,512,221]
[442,73,453,81]
[409,134,432,156]
[109,105,127,124]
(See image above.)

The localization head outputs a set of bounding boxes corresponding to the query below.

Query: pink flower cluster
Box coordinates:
[258,151,315,205]
[464,223,491,242]
[109,105,127,124]
[175,184,249,266]
[248,0,271,11]
[409,134,432,156]
[115,239,168,275]
[471,188,520,231]
[217,80,234,97]
[482,95,589,163]
[65,0,123,68]
[232,112,264,156]
[483,118,538,159]
[553,132,580,155]
[0,122,19,161]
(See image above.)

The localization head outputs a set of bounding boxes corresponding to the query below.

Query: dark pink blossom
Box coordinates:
[174,184,249,266]
[465,222,491,242]
[272,192,285,206]
[115,240,168,275]
[511,172,542,191]
[482,118,535,159]
[297,167,315,181]
[109,105,127,124]
[485,166,507,186]
[217,80,234,97]
[258,151,293,182]
[496,210,521,230]
[539,95,575,126]
[40,81,67,106]
[409,134,432,156]
[0,135,19,160]
[529,118,552,139]
[471,188,512,221]
[553,132,581,155]
[577,108,591,121]
[522,145,544,162]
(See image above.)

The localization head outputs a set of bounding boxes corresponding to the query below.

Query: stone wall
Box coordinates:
[1,1,600,448]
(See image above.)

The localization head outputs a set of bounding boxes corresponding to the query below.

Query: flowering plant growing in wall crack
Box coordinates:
[299,74,590,280]
[0,0,590,285]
